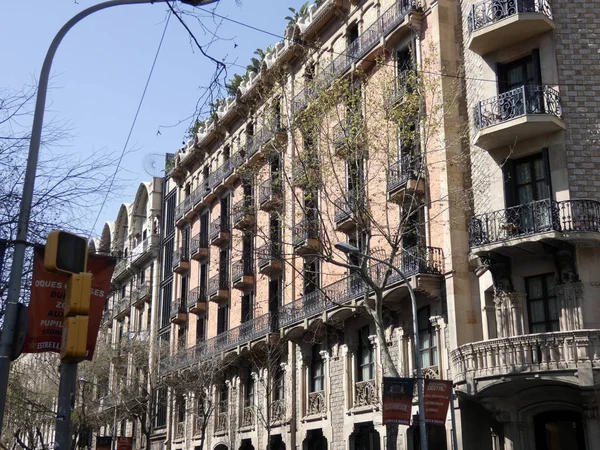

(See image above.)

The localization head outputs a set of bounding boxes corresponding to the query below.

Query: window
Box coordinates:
[274,365,285,401]
[526,274,559,333]
[303,258,320,295]
[196,316,205,343]
[241,293,253,323]
[397,45,414,74]
[245,377,255,407]
[310,345,324,393]
[269,279,281,316]
[217,305,228,334]
[178,323,187,350]
[505,153,551,207]
[154,387,168,428]
[219,384,229,413]
[497,51,541,94]
[357,326,374,382]
[177,395,186,423]
[418,306,437,368]
[402,208,421,249]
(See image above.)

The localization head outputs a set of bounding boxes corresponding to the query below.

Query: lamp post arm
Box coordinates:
[0,0,173,436]
[356,252,429,450]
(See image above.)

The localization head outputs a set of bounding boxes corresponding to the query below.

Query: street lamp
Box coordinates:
[0,0,218,441]
[334,242,428,450]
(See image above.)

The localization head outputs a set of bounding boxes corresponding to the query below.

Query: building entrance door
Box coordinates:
[534,411,586,450]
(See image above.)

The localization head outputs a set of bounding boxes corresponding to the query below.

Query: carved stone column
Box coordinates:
[494,290,526,338]
[582,391,600,450]
[555,282,584,331]
[430,316,446,378]
[395,327,407,377]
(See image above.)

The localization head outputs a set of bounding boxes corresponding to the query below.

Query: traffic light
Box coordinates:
[61,316,88,361]
[65,272,92,316]
[44,230,88,276]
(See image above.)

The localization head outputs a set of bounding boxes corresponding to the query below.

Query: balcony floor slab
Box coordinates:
[474,115,565,150]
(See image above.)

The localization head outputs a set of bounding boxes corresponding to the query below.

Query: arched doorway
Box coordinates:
[411,423,447,450]
[214,444,229,450]
[303,429,327,450]
[269,434,285,450]
[351,423,380,450]
[239,438,254,450]
[534,411,585,450]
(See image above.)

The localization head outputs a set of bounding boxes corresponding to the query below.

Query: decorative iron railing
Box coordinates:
[334,192,362,223]
[232,199,255,226]
[102,309,113,324]
[258,243,282,268]
[293,217,319,247]
[355,380,378,407]
[170,298,186,318]
[468,0,553,34]
[232,258,254,283]
[187,286,207,309]
[473,85,562,131]
[386,70,414,108]
[259,178,282,206]
[210,217,229,241]
[172,247,188,268]
[208,271,229,297]
[117,297,130,315]
[175,203,185,222]
[191,185,204,205]
[387,154,423,192]
[468,199,600,248]
[307,391,326,415]
[190,232,208,256]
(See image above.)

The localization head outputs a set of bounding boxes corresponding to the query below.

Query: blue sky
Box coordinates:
[0,0,301,237]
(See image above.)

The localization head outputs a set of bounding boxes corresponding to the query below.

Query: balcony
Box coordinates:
[172,247,189,274]
[334,193,362,231]
[451,330,600,395]
[231,258,254,290]
[259,179,283,211]
[385,71,413,112]
[112,258,130,283]
[277,247,444,329]
[232,199,256,230]
[208,272,229,304]
[187,286,208,316]
[170,298,187,324]
[202,174,218,204]
[223,152,244,187]
[131,281,151,308]
[102,309,113,328]
[190,232,209,261]
[209,217,230,247]
[191,185,205,210]
[332,119,363,157]
[473,85,564,149]
[246,122,286,166]
[115,297,130,320]
[293,218,321,256]
[387,155,425,203]
[468,199,600,254]
[467,0,554,55]
[291,85,317,115]
[297,0,341,39]
[131,235,159,266]
[292,154,320,188]
[258,244,284,276]
[175,202,185,224]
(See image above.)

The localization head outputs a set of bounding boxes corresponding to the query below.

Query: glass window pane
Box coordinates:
[531,323,545,333]
[528,277,543,299]
[529,300,545,323]
[518,185,534,205]
[548,297,559,321]
[515,162,531,184]
[420,333,430,349]
[421,351,431,368]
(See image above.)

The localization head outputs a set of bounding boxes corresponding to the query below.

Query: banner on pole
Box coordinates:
[423,379,453,425]
[382,377,415,425]
[23,247,115,360]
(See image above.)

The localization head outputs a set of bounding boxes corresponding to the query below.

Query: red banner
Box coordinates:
[382,377,415,425]
[23,247,115,360]
[117,437,132,450]
[423,379,452,425]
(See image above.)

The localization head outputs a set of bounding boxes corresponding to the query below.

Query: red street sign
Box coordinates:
[423,379,453,425]
[382,377,415,425]
[22,247,115,360]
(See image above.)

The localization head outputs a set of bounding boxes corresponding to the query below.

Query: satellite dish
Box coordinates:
[143,153,164,177]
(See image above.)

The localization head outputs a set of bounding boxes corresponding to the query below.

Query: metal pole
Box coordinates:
[0,0,173,435]
[358,253,429,450]
[55,363,78,450]
[449,391,459,450]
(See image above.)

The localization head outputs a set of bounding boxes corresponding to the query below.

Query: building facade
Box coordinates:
[94,0,600,450]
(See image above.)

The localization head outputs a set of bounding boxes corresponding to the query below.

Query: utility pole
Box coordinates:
[0,0,219,436]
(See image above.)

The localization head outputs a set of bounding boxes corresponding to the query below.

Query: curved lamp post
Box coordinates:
[335,242,428,450]
[0,0,218,440]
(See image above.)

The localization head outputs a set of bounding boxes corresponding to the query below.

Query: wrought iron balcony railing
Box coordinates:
[209,217,230,241]
[468,199,600,248]
[259,178,283,207]
[102,309,113,324]
[334,192,362,223]
[172,247,189,268]
[187,285,207,309]
[208,271,229,297]
[468,0,553,35]
[293,217,320,247]
[232,258,254,283]
[386,70,414,109]
[387,154,423,192]
[170,298,186,318]
[232,198,255,228]
[175,202,185,222]
[473,85,562,131]
[190,232,209,257]
[258,243,282,268]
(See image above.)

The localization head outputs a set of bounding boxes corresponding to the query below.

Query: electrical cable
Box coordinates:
[200,6,594,87]
[88,12,172,240]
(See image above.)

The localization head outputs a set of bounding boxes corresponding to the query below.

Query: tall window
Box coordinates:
[310,345,324,393]
[241,293,253,323]
[274,365,285,401]
[418,306,437,368]
[505,153,551,207]
[303,258,320,295]
[245,377,255,407]
[196,316,205,343]
[219,384,229,414]
[217,305,228,334]
[357,326,374,382]
[526,274,559,333]
[497,51,541,94]
[177,395,186,424]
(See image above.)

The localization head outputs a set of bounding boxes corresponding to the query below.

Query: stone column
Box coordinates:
[493,291,527,337]
[555,282,584,331]
[395,327,407,377]
[340,344,351,409]
[582,391,600,450]
[430,316,446,379]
